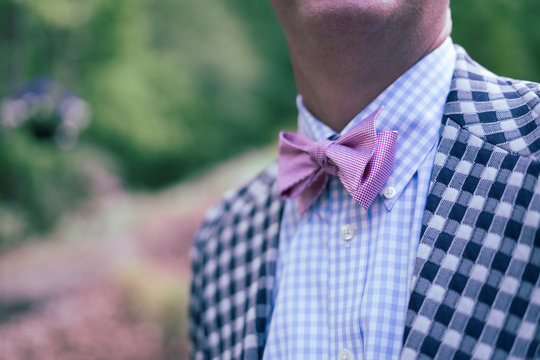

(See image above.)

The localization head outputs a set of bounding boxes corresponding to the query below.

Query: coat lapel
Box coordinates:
[401,46,540,359]
[190,163,283,360]
[239,164,283,360]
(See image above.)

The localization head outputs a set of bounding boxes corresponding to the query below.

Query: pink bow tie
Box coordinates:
[277,107,397,213]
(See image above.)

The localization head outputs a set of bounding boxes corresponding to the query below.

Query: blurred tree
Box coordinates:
[0,0,294,244]
[0,0,295,189]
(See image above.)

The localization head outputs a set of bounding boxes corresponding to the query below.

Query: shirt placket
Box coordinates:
[326,177,369,360]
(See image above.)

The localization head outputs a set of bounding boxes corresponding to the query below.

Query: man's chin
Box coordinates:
[295,1,400,35]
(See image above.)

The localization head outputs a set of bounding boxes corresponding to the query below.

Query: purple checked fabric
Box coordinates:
[278,107,398,213]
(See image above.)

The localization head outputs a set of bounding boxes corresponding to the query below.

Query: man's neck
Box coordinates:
[286,9,452,132]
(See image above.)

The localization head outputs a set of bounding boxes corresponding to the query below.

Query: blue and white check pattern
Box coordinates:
[263,38,457,360]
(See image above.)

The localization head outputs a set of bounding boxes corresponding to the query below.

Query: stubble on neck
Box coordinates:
[280,4,452,131]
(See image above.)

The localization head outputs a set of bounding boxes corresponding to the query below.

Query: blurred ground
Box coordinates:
[0,147,275,360]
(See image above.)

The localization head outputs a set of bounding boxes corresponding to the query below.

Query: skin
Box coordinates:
[270,0,452,131]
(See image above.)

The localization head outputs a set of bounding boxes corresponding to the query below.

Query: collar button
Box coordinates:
[383,186,397,199]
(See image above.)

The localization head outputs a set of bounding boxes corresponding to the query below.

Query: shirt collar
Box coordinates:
[296,37,457,210]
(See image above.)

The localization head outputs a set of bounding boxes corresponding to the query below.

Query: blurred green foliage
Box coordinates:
[0,0,293,245]
[0,131,86,246]
[452,0,540,82]
[0,0,538,246]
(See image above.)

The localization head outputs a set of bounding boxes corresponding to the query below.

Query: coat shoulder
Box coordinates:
[445,45,540,159]
[192,162,280,249]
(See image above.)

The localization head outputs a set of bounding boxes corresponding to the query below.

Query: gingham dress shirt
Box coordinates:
[263,38,457,359]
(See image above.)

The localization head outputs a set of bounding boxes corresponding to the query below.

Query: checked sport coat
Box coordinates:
[190,45,540,360]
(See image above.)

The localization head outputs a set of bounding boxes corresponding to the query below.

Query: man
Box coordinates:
[190,1,540,359]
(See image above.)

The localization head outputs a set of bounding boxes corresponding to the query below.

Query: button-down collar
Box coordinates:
[296,37,456,211]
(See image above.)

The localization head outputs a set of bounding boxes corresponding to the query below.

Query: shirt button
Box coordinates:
[338,349,353,360]
[383,186,397,199]
[340,224,355,241]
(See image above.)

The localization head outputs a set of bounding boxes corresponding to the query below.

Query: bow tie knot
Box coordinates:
[278,107,397,213]
[309,139,338,175]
